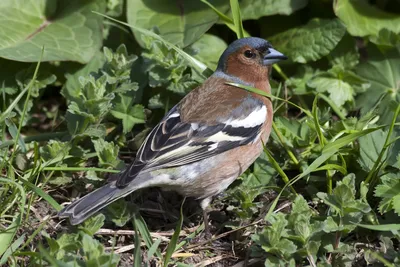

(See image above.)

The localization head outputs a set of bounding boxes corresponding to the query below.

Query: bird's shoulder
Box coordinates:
[179,76,265,124]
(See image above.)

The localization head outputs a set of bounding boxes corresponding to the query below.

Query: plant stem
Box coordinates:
[365,104,400,186]
[264,146,297,195]
[272,122,300,166]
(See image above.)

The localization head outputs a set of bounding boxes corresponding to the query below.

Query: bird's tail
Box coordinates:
[58,181,134,225]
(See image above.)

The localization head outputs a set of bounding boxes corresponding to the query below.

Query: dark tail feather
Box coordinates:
[58,182,132,225]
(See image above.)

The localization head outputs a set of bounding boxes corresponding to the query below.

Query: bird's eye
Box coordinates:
[244,50,255,58]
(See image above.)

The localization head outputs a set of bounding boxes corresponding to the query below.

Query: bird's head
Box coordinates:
[215,37,287,86]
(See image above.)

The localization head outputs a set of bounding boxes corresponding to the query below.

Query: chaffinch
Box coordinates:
[59,37,287,235]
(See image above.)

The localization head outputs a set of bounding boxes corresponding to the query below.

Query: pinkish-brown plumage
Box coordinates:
[58,37,287,236]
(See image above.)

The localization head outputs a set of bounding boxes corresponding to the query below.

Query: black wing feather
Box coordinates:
[116,104,264,187]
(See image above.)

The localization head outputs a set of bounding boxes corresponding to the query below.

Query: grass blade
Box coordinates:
[230,0,244,39]
[163,198,185,267]
[134,211,162,258]
[19,177,62,211]
[132,212,142,267]
[226,82,313,118]
[354,223,400,232]
[263,144,296,194]
[229,0,244,39]
[365,103,400,185]
[147,238,162,261]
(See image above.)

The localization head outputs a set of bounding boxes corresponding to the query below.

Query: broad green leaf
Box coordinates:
[269,18,346,63]
[249,153,276,187]
[308,75,353,108]
[334,0,400,41]
[239,0,308,20]
[0,0,105,63]
[126,0,228,47]
[191,34,227,70]
[358,129,387,171]
[356,45,400,125]
[369,29,400,47]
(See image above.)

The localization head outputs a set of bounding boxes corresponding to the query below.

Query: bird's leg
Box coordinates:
[200,197,212,239]
[202,209,211,239]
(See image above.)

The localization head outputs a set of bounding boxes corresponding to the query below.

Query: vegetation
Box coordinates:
[1,0,400,266]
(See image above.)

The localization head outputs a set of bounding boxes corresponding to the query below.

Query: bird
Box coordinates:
[58,37,287,236]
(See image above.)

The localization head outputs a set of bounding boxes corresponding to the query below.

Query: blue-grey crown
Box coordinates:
[216,37,272,71]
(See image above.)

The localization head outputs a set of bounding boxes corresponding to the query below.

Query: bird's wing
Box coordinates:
[116,97,267,187]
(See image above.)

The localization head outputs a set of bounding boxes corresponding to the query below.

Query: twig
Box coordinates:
[114,244,135,254]
[194,255,229,266]
[183,219,263,251]
[95,227,198,242]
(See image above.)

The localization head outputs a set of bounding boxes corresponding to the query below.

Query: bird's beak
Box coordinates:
[263,48,287,65]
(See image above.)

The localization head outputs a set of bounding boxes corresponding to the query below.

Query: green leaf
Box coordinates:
[286,66,319,95]
[273,117,314,147]
[97,12,212,77]
[5,119,26,153]
[239,0,308,20]
[334,0,400,41]
[79,214,105,235]
[249,152,276,187]
[110,98,146,134]
[0,233,25,265]
[269,18,346,63]
[0,0,105,63]
[369,29,400,47]
[92,139,122,169]
[191,34,227,70]
[329,34,360,69]
[253,213,297,259]
[308,75,353,108]
[358,129,387,171]
[126,0,228,47]
[40,140,71,164]
[374,173,400,215]
[142,39,199,94]
[80,233,120,266]
[106,200,134,227]
[0,214,21,258]
[63,51,106,101]
[356,45,400,125]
